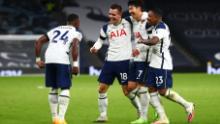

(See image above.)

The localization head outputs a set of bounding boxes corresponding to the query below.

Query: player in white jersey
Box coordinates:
[90,4,132,122]
[126,0,151,124]
[138,9,195,124]
[35,14,82,124]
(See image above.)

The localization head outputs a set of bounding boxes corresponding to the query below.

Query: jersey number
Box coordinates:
[120,73,128,81]
[52,30,69,44]
[137,70,143,79]
[155,76,164,86]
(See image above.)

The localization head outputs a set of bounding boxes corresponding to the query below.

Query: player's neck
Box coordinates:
[113,19,122,26]
[135,11,143,21]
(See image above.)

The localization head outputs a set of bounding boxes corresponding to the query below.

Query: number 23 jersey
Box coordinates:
[45,25,82,64]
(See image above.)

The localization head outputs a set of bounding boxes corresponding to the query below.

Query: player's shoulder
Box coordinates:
[101,23,108,34]
[123,16,133,24]
[141,11,148,20]
[155,22,167,30]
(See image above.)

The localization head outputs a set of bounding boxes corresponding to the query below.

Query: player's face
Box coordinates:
[147,11,159,25]
[108,9,122,24]
[75,19,80,28]
[128,5,141,20]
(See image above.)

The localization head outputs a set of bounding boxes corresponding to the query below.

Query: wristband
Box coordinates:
[73,61,79,67]
[36,57,41,62]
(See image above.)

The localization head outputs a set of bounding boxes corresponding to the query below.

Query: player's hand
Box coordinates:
[36,60,45,68]
[72,66,79,75]
[90,47,98,54]
[132,49,140,57]
[137,35,144,44]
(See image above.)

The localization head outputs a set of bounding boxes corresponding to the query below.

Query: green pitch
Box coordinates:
[0,73,220,124]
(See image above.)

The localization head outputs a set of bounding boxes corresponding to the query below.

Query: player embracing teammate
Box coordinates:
[91,1,195,124]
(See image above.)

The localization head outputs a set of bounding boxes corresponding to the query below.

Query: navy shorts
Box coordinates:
[146,67,173,89]
[98,60,130,85]
[45,63,72,89]
[128,62,148,83]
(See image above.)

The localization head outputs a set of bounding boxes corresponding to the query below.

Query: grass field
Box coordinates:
[0,73,220,124]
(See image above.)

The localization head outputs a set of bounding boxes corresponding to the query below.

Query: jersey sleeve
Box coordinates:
[99,24,108,40]
[74,31,83,42]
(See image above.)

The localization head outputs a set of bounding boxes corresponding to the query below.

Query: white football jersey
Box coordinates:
[45,25,82,64]
[93,19,132,61]
[149,22,173,70]
[130,12,152,62]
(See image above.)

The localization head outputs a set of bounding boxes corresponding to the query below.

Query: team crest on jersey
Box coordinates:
[110,29,127,39]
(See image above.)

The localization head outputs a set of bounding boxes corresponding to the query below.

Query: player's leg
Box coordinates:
[127,62,141,118]
[96,83,110,122]
[157,70,195,123]
[96,61,114,122]
[48,88,59,122]
[147,67,169,124]
[45,64,59,123]
[136,62,150,122]
[56,64,72,124]
[127,81,141,117]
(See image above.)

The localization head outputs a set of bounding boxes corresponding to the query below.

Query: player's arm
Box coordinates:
[138,27,166,46]
[90,37,104,54]
[90,26,107,54]
[71,38,80,75]
[138,35,159,46]
[35,35,49,68]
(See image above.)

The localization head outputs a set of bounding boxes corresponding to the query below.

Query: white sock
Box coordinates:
[165,89,190,109]
[127,88,141,116]
[48,89,58,120]
[150,92,167,119]
[58,89,70,120]
[98,93,108,117]
[138,87,150,120]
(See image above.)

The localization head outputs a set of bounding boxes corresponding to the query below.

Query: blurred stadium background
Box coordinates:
[0,0,220,76]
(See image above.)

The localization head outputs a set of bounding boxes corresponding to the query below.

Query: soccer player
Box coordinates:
[138,9,195,124]
[35,14,82,124]
[126,0,151,123]
[90,4,132,122]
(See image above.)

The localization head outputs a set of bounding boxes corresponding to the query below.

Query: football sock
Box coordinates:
[58,89,70,120]
[48,88,58,120]
[138,87,150,120]
[127,88,141,115]
[98,93,108,117]
[150,92,167,119]
[165,89,190,108]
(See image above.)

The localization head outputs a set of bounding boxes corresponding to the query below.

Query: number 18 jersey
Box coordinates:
[45,25,82,64]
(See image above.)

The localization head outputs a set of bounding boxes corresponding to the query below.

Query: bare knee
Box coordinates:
[127,81,137,93]
[158,89,167,96]
[98,83,109,93]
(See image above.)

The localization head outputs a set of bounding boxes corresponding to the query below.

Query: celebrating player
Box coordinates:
[138,9,195,124]
[35,14,82,124]
[90,4,133,122]
[126,0,151,123]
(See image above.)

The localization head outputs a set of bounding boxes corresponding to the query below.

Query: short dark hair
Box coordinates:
[67,13,79,23]
[128,0,144,8]
[151,8,163,17]
[110,4,122,13]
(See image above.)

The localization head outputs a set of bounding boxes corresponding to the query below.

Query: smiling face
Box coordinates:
[128,5,142,20]
[147,10,161,26]
[108,8,122,25]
